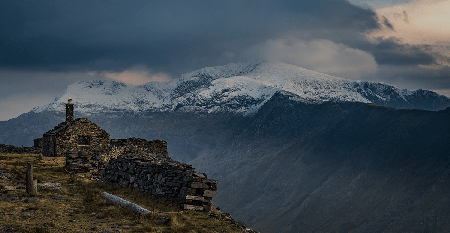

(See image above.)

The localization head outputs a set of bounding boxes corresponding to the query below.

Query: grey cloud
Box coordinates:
[364,64,450,91]
[242,38,378,80]
[368,38,436,66]
[0,0,381,76]
[381,16,394,30]
[2,0,446,99]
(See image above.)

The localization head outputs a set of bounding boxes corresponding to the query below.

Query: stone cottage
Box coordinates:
[33,100,219,212]
[39,99,110,157]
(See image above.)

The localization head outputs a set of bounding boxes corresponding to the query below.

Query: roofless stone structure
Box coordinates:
[37,99,110,157]
[33,99,218,211]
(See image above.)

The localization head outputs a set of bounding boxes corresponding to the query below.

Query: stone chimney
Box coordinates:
[66,99,74,122]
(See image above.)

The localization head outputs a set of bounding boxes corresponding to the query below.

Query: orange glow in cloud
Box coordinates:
[368,0,450,44]
[88,69,171,85]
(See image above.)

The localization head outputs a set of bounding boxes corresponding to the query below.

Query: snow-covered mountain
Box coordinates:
[33,62,450,114]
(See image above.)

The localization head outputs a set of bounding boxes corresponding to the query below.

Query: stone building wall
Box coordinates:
[101,154,218,211]
[42,134,56,156]
[33,138,43,149]
[65,150,98,174]
[57,118,110,156]
[43,118,110,157]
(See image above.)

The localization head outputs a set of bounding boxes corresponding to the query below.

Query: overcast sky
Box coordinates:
[1,0,449,121]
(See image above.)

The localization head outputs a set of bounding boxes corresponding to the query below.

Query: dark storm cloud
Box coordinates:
[357,37,448,91]
[368,64,450,91]
[0,0,381,76]
[369,37,436,66]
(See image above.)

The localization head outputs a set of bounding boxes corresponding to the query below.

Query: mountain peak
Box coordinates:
[33,62,450,115]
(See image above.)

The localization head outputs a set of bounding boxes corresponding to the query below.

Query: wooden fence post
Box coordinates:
[26,162,37,195]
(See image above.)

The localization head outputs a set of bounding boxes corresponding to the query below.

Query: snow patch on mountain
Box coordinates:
[32,62,449,115]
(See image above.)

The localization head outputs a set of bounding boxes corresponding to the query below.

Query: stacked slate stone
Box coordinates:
[184,172,218,211]
[101,154,218,211]
[65,138,169,179]
[110,138,168,157]
[65,151,95,174]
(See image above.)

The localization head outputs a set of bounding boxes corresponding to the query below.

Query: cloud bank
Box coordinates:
[88,68,171,86]
[0,0,380,76]
[243,39,377,79]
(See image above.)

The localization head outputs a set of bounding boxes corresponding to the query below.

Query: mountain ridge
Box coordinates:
[31,62,450,116]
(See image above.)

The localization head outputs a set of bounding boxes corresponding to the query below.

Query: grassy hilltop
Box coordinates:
[0,153,251,233]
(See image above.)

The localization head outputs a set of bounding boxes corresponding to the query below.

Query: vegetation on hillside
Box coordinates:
[0,153,250,233]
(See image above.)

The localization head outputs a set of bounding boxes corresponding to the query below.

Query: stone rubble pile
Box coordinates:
[101,154,218,211]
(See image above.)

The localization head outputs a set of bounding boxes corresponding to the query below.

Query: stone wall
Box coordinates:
[65,151,96,174]
[110,138,168,157]
[101,154,218,211]
[65,138,168,179]
[33,138,43,149]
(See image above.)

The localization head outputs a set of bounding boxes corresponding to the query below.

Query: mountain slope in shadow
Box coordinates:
[1,92,450,232]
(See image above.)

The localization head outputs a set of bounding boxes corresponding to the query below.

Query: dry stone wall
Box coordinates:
[101,154,218,211]
[65,151,96,174]
[110,138,168,157]
[65,138,168,177]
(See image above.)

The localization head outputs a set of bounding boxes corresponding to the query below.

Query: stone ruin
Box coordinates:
[64,136,218,211]
[1,100,260,232]
[32,99,219,212]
